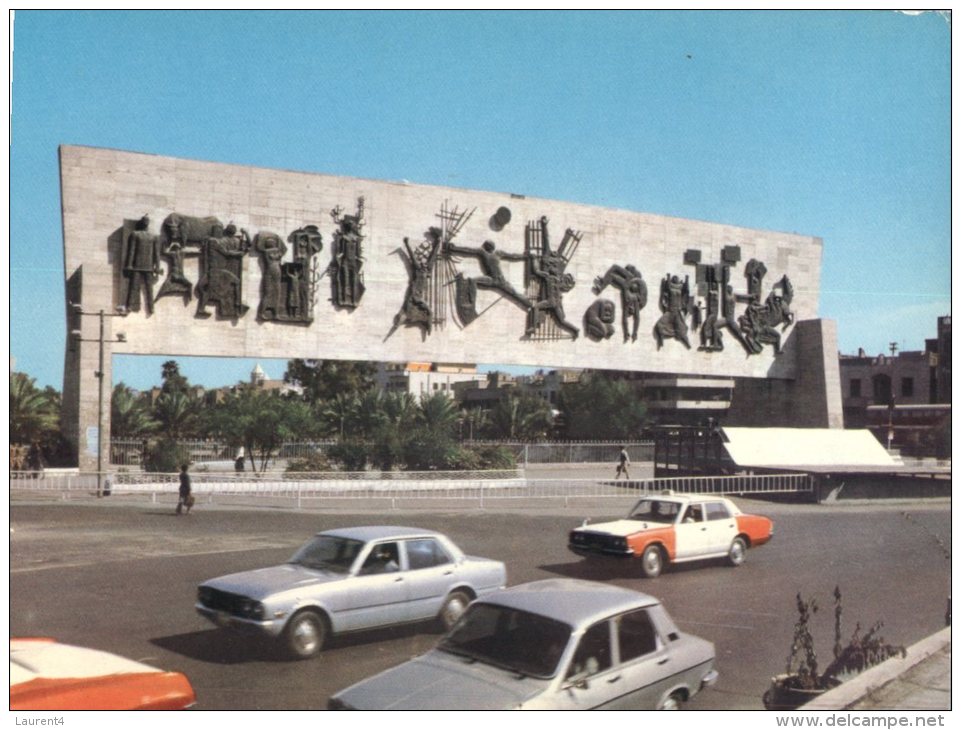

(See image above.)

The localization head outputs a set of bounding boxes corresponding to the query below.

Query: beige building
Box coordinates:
[375,362,484,400]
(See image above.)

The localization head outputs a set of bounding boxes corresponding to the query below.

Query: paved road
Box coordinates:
[10,498,950,710]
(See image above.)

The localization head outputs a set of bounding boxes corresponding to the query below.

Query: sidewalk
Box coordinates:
[804,627,951,711]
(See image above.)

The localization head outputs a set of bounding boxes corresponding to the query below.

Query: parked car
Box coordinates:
[568,492,774,577]
[329,578,717,710]
[196,525,507,659]
[10,638,196,710]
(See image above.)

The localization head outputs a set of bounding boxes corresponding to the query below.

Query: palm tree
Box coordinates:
[459,407,490,441]
[418,392,460,435]
[321,392,359,439]
[111,383,158,439]
[154,390,199,439]
[489,394,552,441]
[349,389,388,439]
[10,373,58,446]
[382,391,419,431]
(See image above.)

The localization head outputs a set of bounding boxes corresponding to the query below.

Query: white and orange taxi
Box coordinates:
[10,638,196,710]
[568,492,773,577]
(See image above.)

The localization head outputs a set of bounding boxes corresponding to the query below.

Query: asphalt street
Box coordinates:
[9,497,951,710]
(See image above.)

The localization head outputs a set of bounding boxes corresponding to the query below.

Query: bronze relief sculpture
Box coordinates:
[329,198,366,310]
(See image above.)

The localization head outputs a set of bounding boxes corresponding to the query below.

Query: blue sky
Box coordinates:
[10,10,951,391]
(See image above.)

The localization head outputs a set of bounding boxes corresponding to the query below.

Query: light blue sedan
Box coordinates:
[329,579,718,710]
[195,526,507,659]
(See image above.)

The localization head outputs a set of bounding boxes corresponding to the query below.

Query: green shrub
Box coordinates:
[442,446,482,471]
[286,451,333,473]
[473,445,517,469]
[328,440,369,471]
[144,439,185,473]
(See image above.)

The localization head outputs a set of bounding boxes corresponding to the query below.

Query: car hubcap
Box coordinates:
[660,695,680,710]
[294,619,319,654]
[731,541,745,563]
[645,551,660,574]
[443,597,467,627]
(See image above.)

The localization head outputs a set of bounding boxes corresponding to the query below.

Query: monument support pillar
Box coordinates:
[63,301,118,478]
[727,319,843,428]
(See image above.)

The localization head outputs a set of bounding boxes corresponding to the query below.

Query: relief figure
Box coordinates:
[593,264,647,342]
[330,198,366,309]
[120,215,160,315]
[654,274,693,350]
[196,222,250,319]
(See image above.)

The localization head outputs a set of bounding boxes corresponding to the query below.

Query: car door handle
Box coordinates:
[657,657,670,665]
[443,570,454,575]
[393,577,404,582]
[607,675,621,684]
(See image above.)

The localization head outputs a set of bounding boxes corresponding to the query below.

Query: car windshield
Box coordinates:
[628,499,681,524]
[438,603,571,679]
[288,535,364,573]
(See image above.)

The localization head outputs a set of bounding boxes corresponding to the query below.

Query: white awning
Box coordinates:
[721,428,896,468]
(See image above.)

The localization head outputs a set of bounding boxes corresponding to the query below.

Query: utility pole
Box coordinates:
[71,305,126,497]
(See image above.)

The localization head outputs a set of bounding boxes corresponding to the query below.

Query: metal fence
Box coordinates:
[108,438,655,468]
[499,442,654,464]
[11,469,813,507]
[109,439,339,467]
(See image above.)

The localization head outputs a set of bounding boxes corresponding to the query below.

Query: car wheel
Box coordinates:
[658,691,685,710]
[438,590,472,631]
[641,545,663,578]
[728,537,747,567]
[284,610,326,659]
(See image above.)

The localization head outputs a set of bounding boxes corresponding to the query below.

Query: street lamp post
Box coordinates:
[71,306,126,497]
[886,395,896,453]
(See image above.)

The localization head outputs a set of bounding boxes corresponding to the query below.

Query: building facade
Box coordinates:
[838,316,951,456]
[375,362,484,400]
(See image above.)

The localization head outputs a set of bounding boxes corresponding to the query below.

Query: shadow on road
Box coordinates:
[539,556,731,581]
[537,559,637,582]
[151,630,284,664]
[152,621,442,665]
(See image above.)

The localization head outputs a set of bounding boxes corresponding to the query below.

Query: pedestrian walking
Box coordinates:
[615,446,631,480]
[176,463,193,515]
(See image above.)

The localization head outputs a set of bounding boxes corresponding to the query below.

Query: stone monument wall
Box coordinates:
[59,145,831,469]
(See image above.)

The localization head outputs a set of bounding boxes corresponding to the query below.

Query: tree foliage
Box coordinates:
[558,375,647,440]
[487,393,553,441]
[10,372,59,445]
[160,360,191,396]
[111,383,158,439]
[153,390,200,439]
[284,359,376,403]
[321,390,516,472]
[205,389,314,472]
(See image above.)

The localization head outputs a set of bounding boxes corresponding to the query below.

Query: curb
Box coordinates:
[802,627,951,710]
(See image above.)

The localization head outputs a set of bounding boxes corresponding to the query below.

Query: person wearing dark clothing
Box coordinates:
[615,446,631,480]
[177,464,193,515]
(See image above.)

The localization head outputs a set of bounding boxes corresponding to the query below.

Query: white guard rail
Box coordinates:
[11,470,814,506]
